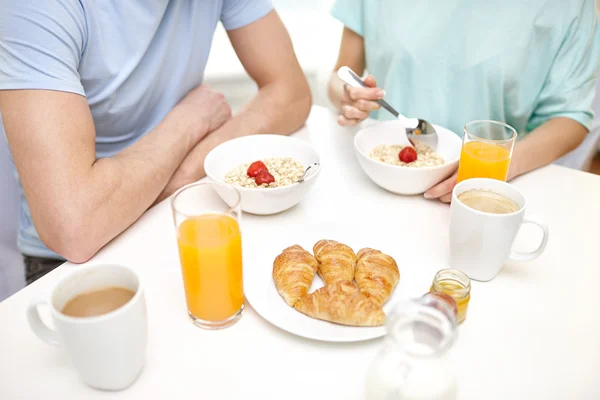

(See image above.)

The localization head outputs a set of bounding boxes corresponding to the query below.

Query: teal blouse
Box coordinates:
[332,0,600,136]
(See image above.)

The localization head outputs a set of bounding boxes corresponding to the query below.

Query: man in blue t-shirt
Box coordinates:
[0,0,312,284]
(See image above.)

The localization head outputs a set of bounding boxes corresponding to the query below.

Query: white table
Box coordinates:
[1,106,600,399]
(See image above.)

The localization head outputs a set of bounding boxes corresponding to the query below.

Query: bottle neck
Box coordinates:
[386,302,456,359]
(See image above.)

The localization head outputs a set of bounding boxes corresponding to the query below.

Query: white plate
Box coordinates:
[244,222,433,342]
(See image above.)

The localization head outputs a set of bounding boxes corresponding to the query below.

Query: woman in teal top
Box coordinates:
[328,0,600,202]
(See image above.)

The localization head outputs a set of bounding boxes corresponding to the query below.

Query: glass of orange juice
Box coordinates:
[171,182,244,329]
[456,120,517,183]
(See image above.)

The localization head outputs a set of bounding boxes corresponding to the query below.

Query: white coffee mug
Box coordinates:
[27,264,147,390]
[450,178,549,281]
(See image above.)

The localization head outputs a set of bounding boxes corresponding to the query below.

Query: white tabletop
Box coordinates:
[2,106,600,400]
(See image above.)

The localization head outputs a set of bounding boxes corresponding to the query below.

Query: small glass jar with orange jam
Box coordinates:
[430,269,471,324]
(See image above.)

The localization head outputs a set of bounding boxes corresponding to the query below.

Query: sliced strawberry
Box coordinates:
[255,170,275,185]
[247,161,268,178]
[399,147,418,163]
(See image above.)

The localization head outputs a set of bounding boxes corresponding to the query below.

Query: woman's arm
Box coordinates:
[424,118,588,202]
[426,1,598,203]
[508,117,588,179]
[328,27,366,111]
[328,27,384,126]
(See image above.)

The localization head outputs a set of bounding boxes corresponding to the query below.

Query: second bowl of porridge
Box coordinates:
[354,120,461,195]
[205,135,321,215]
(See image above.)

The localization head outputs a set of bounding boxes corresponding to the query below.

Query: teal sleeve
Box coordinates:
[527,0,600,132]
[331,0,364,37]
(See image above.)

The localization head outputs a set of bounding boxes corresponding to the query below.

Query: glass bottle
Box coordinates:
[420,292,458,325]
[365,298,458,400]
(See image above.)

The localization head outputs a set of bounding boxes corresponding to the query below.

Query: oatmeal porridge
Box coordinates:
[370,142,445,167]
[224,157,304,188]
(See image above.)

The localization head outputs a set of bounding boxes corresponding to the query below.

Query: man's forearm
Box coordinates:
[159,82,311,197]
[509,117,588,180]
[50,107,199,261]
[2,86,225,263]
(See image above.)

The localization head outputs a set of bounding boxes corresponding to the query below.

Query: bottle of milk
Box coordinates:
[364,298,458,400]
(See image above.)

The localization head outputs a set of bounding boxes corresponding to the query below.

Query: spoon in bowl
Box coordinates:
[298,162,320,183]
[337,66,439,150]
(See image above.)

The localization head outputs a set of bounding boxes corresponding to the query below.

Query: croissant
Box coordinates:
[355,248,400,306]
[313,240,357,285]
[294,281,385,326]
[272,245,319,307]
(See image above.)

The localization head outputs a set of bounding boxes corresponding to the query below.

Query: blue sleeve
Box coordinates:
[331,0,364,36]
[221,0,273,31]
[0,0,86,96]
[527,0,600,132]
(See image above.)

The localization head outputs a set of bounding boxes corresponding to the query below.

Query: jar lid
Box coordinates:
[432,268,471,296]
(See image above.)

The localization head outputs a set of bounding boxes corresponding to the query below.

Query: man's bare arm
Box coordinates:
[0,85,229,262]
[156,10,312,201]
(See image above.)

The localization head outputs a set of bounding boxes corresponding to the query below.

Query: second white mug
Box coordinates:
[449,178,549,281]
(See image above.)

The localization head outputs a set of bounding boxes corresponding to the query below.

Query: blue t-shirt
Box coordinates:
[0,0,273,258]
[331,0,600,136]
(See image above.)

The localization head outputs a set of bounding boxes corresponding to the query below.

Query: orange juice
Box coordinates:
[177,214,244,322]
[456,141,511,182]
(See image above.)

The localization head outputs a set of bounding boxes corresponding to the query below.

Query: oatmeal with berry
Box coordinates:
[370,142,445,167]
[224,157,304,188]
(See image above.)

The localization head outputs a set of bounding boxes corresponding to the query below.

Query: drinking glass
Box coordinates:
[456,120,517,183]
[171,182,244,329]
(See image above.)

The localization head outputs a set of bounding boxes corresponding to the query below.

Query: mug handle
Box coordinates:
[509,214,549,262]
[27,296,60,346]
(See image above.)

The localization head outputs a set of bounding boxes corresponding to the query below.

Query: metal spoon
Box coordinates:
[297,162,320,183]
[337,66,439,150]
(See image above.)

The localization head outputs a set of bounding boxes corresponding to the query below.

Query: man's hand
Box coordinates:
[175,84,232,144]
[155,86,231,204]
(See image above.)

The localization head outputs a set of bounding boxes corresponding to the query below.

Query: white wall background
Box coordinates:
[204,0,339,112]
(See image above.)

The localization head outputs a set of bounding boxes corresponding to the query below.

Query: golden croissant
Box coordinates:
[272,245,319,307]
[355,248,400,306]
[294,280,385,326]
[313,240,357,285]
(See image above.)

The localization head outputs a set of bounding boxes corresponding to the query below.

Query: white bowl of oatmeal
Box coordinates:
[354,120,461,195]
[204,135,321,215]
